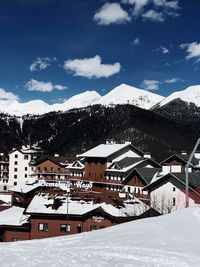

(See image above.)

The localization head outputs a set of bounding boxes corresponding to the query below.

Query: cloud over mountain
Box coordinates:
[64,55,121,79]
[25,79,67,92]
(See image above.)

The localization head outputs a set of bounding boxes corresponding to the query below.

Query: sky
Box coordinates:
[0,0,200,104]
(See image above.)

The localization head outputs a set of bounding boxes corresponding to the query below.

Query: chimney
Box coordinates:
[144,152,151,159]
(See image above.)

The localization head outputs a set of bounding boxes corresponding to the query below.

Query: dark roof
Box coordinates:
[123,168,159,185]
[161,154,199,166]
[115,157,143,169]
[144,171,200,190]
[173,172,200,188]
[134,168,159,184]
[29,156,69,167]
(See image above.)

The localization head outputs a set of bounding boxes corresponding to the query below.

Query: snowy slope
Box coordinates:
[158,85,200,107]
[0,91,101,116]
[95,83,165,109]
[51,90,101,112]
[0,207,200,266]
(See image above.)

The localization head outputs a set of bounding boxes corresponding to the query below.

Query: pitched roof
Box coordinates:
[144,171,200,191]
[161,154,199,166]
[79,143,143,158]
[25,193,149,218]
[0,206,29,226]
[114,157,142,169]
[30,156,69,167]
[123,168,159,185]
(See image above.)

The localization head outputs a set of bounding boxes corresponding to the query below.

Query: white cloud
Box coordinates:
[180,42,200,62]
[132,37,140,45]
[153,0,179,10]
[94,3,131,25]
[141,79,160,90]
[29,57,57,71]
[156,46,170,54]
[64,55,121,79]
[165,77,182,83]
[142,9,165,22]
[25,79,67,92]
[122,0,149,16]
[0,87,19,101]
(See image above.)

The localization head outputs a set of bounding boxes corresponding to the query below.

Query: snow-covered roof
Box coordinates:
[0,206,29,226]
[106,159,145,173]
[0,194,12,204]
[79,143,131,158]
[9,183,42,194]
[26,194,148,217]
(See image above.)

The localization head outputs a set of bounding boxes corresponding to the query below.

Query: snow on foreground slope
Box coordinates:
[0,207,200,267]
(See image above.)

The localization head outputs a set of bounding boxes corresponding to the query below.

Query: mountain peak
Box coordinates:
[158,85,200,108]
[95,84,164,109]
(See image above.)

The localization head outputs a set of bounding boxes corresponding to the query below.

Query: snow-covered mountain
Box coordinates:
[95,83,164,109]
[0,91,101,116]
[0,207,199,266]
[2,83,200,117]
[157,85,200,107]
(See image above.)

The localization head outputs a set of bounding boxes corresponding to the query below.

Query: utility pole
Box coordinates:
[185,138,200,208]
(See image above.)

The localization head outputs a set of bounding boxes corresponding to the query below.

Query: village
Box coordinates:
[0,141,199,242]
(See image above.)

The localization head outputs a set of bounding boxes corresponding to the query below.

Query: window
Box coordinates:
[24,155,29,160]
[14,168,17,172]
[60,224,71,233]
[38,223,48,231]
[3,186,7,191]
[14,175,17,179]
[25,174,27,178]
[172,197,176,206]
[173,187,176,192]
[90,225,97,231]
[14,161,18,165]
[11,238,22,242]
[14,154,18,158]
[14,182,17,186]
[25,167,28,171]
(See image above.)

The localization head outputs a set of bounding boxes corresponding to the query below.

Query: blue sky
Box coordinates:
[0,0,199,103]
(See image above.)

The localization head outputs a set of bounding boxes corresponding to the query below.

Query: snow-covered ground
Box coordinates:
[0,207,200,266]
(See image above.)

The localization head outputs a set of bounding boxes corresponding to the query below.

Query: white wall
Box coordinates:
[8,150,38,186]
[150,178,196,214]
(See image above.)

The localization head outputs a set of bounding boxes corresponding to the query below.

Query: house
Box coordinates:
[122,168,160,201]
[0,189,159,241]
[29,156,70,182]
[160,152,200,172]
[77,142,146,192]
[143,171,200,213]
[0,206,30,242]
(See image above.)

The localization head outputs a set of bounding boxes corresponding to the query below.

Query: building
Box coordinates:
[8,146,46,188]
[0,189,159,242]
[143,171,200,213]
[0,153,9,191]
[29,156,70,182]
[160,152,200,172]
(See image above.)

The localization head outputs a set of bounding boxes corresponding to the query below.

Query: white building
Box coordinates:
[144,171,200,213]
[8,146,45,188]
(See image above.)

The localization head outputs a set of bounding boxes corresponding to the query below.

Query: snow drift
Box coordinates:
[0,207,199,266]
